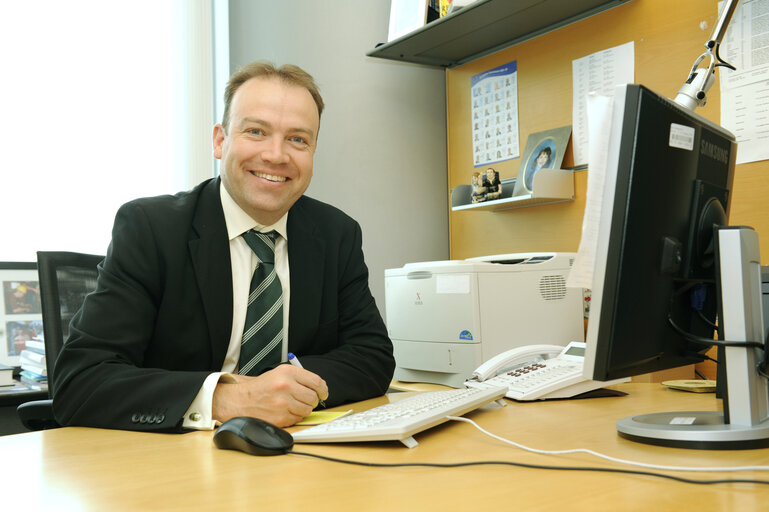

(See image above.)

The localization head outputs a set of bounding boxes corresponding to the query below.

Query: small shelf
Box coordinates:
[451,169,574,212]
[367,0,631,68]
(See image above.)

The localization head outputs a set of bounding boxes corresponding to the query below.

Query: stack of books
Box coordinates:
[19,338,47,385]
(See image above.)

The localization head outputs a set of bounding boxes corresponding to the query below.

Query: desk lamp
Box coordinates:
[673,0,739,112]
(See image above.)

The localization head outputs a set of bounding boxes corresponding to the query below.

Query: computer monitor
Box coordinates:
[582,83,769,449]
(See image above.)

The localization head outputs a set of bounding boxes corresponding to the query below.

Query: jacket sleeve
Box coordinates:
[52,201,211,432]
[293,219,395,406]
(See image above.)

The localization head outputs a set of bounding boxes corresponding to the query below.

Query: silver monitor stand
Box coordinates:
[617,227,769,449]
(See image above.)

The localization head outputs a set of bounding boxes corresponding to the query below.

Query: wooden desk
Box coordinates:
[0,383,766,511]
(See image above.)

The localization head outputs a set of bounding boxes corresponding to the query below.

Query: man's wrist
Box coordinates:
[183,372,235,430]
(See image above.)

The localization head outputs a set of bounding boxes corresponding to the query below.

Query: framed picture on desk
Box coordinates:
[0,262,41,367]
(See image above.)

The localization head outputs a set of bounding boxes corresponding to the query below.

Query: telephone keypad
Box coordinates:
[467,358,583,399]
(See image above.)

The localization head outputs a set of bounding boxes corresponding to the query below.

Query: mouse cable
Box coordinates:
[448,415,769,474]
[286,449,769,486]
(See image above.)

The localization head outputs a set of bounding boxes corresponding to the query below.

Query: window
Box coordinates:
[0,0,216,261]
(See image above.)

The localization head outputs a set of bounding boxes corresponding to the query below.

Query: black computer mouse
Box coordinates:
[213,416,294,456]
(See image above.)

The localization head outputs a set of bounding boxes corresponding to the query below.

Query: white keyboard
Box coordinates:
[291,387,507,448]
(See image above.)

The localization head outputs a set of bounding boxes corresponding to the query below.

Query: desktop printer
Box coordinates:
[384,253,585,388]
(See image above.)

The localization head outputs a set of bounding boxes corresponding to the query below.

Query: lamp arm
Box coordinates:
[673,0,740,112]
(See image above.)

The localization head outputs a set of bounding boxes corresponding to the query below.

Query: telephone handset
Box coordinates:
[471,344,564,382]
[465,341,629,401]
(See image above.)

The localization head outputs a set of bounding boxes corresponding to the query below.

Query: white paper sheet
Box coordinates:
[566,93,614,290]
[571,42,634,166]
[719,0,769,164]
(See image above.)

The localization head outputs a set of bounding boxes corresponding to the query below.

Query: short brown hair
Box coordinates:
[221,61,324,132]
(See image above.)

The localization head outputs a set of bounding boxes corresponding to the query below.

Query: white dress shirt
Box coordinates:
[183,184,291,429]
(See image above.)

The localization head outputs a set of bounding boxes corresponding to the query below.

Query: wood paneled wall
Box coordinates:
[446,0,769,262]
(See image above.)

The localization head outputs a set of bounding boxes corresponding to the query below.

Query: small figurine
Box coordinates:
[482,167,502,201]
[471,172,487,203]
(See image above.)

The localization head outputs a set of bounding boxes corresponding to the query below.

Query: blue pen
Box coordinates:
[287,352,303,368]
[288,353,325,407]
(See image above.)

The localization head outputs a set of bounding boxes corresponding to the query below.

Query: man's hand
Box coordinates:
[212,364,329,427]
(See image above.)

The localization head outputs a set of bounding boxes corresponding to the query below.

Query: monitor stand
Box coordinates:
[617,227,769,449]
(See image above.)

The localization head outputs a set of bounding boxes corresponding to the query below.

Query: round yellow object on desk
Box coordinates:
[661,379,717,393]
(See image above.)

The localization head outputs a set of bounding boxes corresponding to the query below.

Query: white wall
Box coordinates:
[226,0,449,312]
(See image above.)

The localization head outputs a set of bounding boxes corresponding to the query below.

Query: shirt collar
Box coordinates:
[219,182,288,241]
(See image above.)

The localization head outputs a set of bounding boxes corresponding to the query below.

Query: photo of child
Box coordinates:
[513,125,571,197]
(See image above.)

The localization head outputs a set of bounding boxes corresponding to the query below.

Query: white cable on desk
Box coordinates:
[447,416,769,473]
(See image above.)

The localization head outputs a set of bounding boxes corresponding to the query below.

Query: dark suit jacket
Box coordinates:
[52,178,394,432]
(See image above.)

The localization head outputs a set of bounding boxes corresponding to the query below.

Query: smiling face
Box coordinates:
[213,76,319,225]
[535,149,550,169]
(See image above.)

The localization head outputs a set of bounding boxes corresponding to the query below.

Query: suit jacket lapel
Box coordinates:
[189,178,233,368]
[287,198,326,350]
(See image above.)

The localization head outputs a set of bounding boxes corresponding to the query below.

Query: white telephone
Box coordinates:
[464,341,629,401]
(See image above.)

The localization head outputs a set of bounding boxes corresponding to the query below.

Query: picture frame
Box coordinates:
[0,262,42,367]
[387,0,429,42]
[513,125,572,197]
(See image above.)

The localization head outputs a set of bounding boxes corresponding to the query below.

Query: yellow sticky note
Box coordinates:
[295,410,353,426]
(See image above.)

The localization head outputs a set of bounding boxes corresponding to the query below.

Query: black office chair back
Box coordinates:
[37,251,103,396]
[17,251,103,430]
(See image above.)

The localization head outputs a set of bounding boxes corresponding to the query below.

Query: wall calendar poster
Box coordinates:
[471,60,520,167]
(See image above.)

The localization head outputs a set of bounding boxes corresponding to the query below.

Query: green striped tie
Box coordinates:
[238,230,283,376]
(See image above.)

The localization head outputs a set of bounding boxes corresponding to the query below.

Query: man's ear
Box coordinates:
[213,124,225,159]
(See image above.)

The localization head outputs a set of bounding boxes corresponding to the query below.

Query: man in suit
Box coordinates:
[52,62,395,432]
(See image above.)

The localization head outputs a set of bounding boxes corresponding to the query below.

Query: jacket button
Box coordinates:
[156,414,165,423]
[131,413,140,423]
